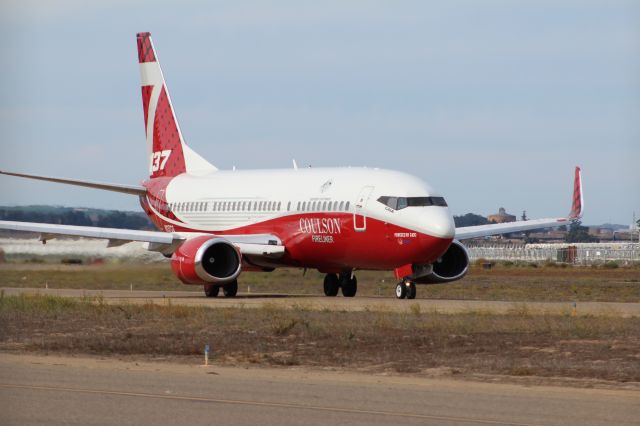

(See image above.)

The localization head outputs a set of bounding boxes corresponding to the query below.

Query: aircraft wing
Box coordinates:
[455,217,571,240]
[454,167,583,240]
[0,221,285,258]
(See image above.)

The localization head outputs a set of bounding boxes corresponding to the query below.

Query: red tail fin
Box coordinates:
[136,32,216,178]
[568,166,583,219]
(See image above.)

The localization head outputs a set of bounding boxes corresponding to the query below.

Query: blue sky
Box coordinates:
[1,0,638,225]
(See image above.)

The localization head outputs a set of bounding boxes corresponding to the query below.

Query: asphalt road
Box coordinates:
[1,354,639,426]
[3,287,640,316]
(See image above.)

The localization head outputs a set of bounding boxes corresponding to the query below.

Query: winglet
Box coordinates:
[568,166,583,219]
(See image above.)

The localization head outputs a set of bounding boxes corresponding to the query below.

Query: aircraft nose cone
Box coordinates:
[424,208,455,239]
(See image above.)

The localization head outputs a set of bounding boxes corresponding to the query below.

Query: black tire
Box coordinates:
[204,284,220,298]
[407,282,417,300]
[341,275,357,297]
[395,282,407,299]
[223,280,238,297]
[323,274,340,296]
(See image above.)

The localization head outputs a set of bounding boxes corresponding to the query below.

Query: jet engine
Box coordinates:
[415,240,469,284]
[171,235,241,285]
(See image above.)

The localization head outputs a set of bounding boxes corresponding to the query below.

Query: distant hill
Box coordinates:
[591,223,629,231]
[0,205,155,231]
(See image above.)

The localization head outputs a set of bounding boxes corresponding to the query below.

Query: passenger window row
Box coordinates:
[167,199,352,214]
[295,200,350,212]
[169,200,282,213]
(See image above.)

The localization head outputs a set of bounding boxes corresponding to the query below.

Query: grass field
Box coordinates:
[1,293,638,386]
[1,263,638,302]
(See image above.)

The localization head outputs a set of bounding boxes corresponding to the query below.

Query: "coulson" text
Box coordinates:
[299,218,342,234]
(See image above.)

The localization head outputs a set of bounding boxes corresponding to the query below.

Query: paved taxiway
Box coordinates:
[1,353,639,426]
[4,287,640,316]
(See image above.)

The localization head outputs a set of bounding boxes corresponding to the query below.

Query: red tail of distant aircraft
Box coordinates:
[0,33,583,299]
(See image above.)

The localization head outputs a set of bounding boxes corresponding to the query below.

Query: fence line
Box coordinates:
[466,242,640,264]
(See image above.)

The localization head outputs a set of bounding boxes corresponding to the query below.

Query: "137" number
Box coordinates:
[150,150,172,172]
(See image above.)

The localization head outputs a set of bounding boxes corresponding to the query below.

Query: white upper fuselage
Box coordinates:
[152,167,455,240]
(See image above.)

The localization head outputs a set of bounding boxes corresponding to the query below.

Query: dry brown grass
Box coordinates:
[1,293,639,384]
[1,263,638,302]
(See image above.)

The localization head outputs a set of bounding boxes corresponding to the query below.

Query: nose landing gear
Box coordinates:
[395,280,416,300]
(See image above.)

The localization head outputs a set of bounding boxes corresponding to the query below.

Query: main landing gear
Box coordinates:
[395,280,417,300]
[323,272,357,297]
[204,280,238,298]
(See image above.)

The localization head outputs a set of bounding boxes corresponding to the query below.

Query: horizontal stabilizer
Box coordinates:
[0,170,147,196]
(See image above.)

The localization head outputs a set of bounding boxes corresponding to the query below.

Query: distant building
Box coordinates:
[528,230,567,241]
[613,229,640,241]
[588,227,614,240]
[487,207,516,224]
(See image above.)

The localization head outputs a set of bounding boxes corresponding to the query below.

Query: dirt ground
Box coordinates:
[1,294,639,389]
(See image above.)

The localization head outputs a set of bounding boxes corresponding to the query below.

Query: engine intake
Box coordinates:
[414,240,469,284]
[171,236,241,284]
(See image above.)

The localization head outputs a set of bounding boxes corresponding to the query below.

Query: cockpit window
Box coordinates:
[397,197,407,210]
[378,196,447,210]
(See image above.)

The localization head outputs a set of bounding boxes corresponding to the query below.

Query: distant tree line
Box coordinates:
[0,208,604,243]
[453,213,489,227]
[0,206,155,230]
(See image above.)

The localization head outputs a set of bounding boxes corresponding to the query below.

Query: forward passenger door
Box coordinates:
[353,186,374,232]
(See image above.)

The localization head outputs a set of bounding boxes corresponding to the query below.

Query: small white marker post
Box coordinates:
[130,283,133,292]
[204,344,210,366]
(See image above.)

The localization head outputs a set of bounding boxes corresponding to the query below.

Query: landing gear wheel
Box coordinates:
[323,274,340,297]
[395,282,407,299]
[204,284,219,298]
[407,282,417,300]
[341,274,358,297]
[223,280,238,297]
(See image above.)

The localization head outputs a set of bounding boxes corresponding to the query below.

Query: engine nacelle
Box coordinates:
[414,240,469,284]
[171,235,241,285]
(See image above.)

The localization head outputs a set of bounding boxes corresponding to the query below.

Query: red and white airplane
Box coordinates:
[0,32,583,299]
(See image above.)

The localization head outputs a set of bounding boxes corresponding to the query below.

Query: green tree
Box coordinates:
[565,219,598,243]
